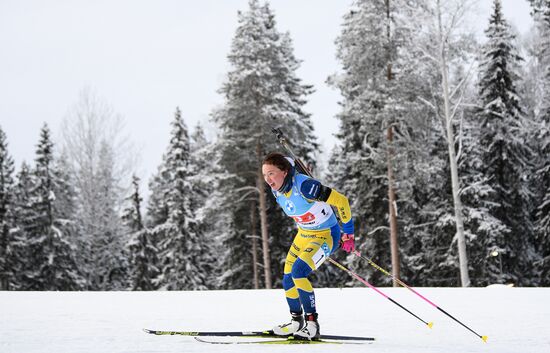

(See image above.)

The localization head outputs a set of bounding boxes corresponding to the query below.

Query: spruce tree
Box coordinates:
[477,0,537,285]
[529,0,550,285]
[189,124,218,288]
[152,108,207,290]
[27,124,82,290]
[10,162,34,289]
[146,163,170,229]
[124,175,159,290]
[51,152,78,221]
[0,127,16,289]
[459,101,509,286]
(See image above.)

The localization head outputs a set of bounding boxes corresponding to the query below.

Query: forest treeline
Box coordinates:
[0,0,549,290]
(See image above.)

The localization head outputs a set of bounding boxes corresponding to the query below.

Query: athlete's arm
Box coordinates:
[300,178,354,234]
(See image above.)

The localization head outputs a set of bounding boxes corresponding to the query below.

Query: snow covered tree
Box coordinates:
[458,99,510,286]
[329,0,516,287]
[10,162,34,289]
[146,163,169,229]
[61,88,135,289]
[51,151,78,222]
[92,141,129,290]
[151,108,208,290]
[525,0,550,123]
[476,0,537,285]
[124,175,159,290]
[24,124,82,290]
[403,0,485,287]
[188,123,218,288]
[327,0,439,286]
[527,0,550,285]
[327,0,391,285]
[212,0,318,289]
[0,126,16,290]
[123,175,145,244]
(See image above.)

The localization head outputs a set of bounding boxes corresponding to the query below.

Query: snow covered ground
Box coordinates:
[1,286,548,353]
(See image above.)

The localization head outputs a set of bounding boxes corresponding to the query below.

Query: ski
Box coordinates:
[194,337,372,345]
[143,328,274,338]
[143,328,374,341]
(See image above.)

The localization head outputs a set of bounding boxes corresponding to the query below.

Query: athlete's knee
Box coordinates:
[291,257,312,279]
[282,273,295,290]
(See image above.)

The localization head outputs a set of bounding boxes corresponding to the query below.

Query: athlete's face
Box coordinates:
[262,163,287,191]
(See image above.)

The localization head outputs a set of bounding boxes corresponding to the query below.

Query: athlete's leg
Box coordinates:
[282,236,303,314]
[290,227,337,340]
[290,228,335,314]
[271,235,306,336]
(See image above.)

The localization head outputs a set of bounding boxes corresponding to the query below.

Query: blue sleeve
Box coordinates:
[341,218,354,234]
[300,178,322,199]
[299,175,332,202]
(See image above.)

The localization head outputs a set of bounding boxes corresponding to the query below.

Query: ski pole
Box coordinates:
[327,257,433,329]
[273,128,432,328]
[272,128,486,342]
[353,251,488,342]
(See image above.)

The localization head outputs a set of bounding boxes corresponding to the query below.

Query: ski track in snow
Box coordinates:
[1,287,549,353]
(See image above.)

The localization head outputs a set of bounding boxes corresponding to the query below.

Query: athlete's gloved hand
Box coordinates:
[340,233,355,253]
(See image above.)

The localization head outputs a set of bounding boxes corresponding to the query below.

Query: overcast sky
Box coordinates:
[0,0,534,182]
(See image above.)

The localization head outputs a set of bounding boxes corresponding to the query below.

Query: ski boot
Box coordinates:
[271,312,304,336]
[293,313,320,340]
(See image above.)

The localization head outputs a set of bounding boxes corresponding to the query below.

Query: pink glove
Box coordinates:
[340,233,355,253]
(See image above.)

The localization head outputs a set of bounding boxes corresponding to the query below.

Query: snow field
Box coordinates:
[1,287,549,353]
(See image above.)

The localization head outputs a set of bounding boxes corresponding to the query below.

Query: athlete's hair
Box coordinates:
[262,152,292,172]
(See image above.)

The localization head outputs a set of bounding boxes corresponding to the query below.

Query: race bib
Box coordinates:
[290,202,333,228]
[311,242,331,269]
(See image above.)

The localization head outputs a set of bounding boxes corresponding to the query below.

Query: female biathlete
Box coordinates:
[261,152,355,340]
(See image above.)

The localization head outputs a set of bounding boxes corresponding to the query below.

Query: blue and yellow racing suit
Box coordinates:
[272,172,354,315]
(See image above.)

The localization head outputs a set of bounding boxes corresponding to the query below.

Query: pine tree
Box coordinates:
[327,0,426,285]
[0,127,16,289]
[477,0,537,285]
[212,0,317,289]
[124,175,159,290]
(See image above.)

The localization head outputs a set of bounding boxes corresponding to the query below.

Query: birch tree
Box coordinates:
[61,88,135,289]
[411,0,480,286]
